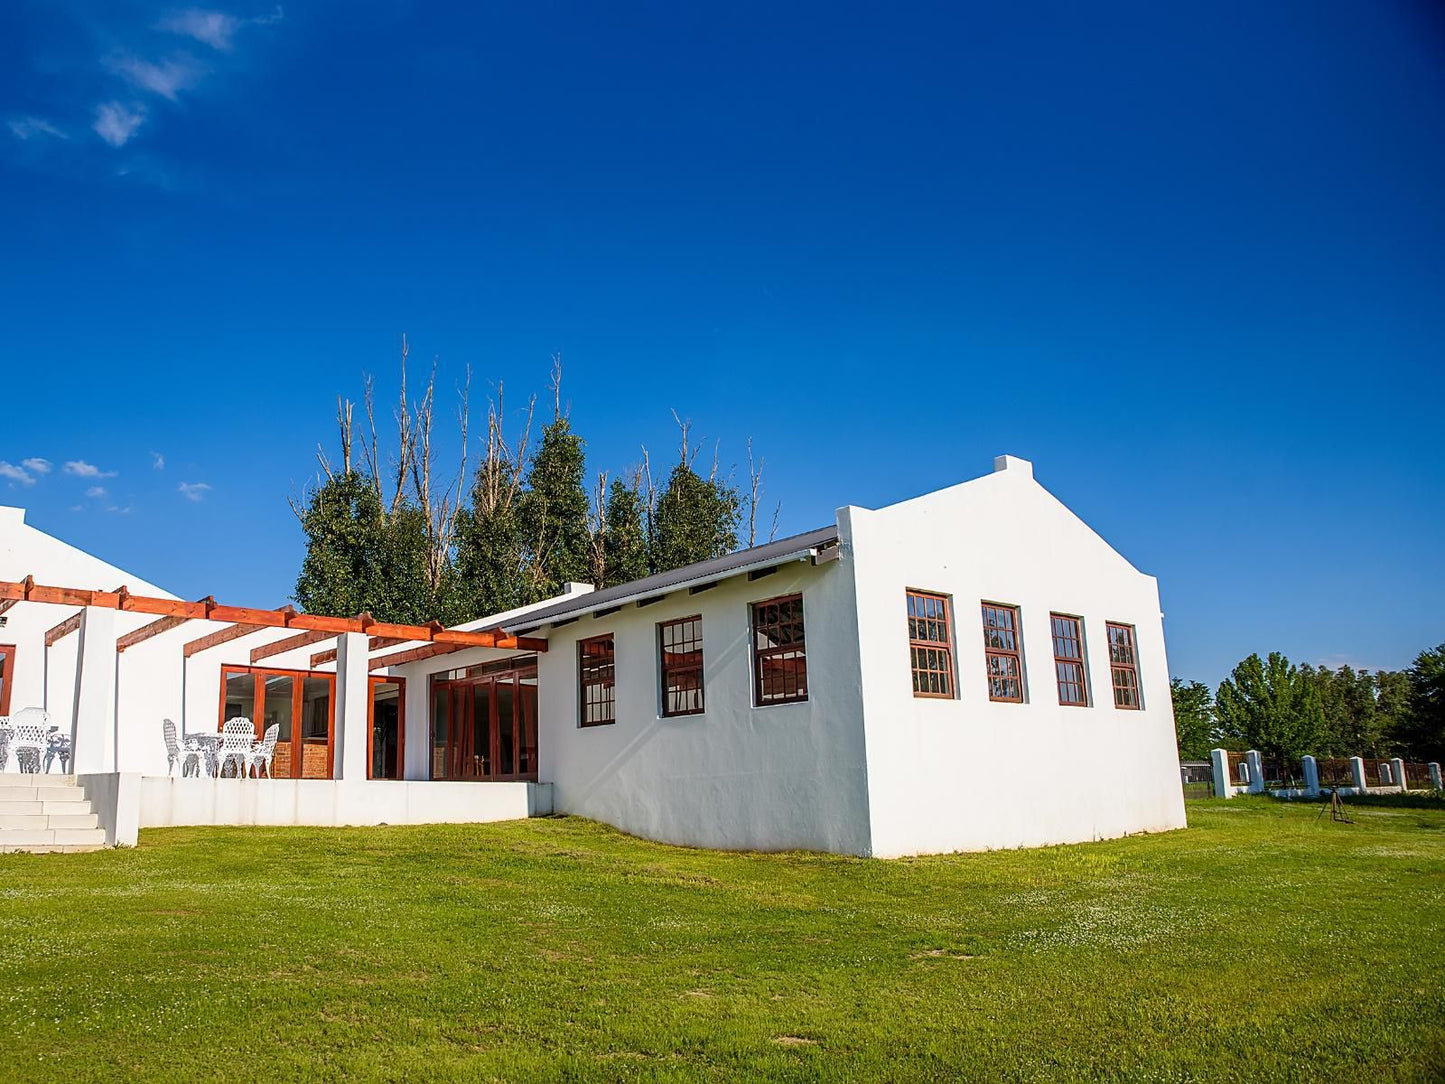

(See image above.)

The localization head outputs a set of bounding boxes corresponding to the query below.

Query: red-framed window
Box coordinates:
[981,602,1024,703]
[0,644,15,716]
[659,616,705,717]
[906,591,954,698]
[1106,623,1141,709]
[578,635,616,726]
[1050,614,1089,707]
[752,595,807,706]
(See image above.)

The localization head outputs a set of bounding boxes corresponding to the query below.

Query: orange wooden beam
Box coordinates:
[117,615,187,652]
[183,622,269,658]
[115,596,217,653]
[251,628,334,664]
[0,575,34,615]
[44,612,82,647]
[369,641,462,671]
[310,648,338,668]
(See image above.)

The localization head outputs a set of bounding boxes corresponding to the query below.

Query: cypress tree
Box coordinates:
[650,462,741,573]
[602,477,649,587]
[519,415,591,596]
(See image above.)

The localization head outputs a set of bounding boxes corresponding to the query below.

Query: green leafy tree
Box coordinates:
[1375,668,1415,755]
[650,461,741,573]
[293,471,434,623]
[1215,652,1324,759]
[1400,644,1445,761]
[519,412,591,596]
[601,475,649,587]
[1170,678,1217,760]
[453,394,531,619]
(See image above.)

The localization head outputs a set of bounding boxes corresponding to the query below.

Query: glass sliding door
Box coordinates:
[218,666,335,779]
[428,656,539,781]
[369,679,404,780]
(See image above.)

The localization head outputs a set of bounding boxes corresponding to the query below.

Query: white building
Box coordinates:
[0,455,1185,856]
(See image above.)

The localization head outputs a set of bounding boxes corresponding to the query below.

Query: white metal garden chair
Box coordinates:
[217,717,257,778]
[10,708,49,775]
[0,716,11,772]
[162,718,206,778]
[43,728,71,773]
[246,724,280,779]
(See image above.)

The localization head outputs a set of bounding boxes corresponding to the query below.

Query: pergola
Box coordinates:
[0,577,548,778]
[0,577,547,664]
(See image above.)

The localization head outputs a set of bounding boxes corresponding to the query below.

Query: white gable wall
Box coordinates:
[537,556,874,855]
[845,459,1187,857]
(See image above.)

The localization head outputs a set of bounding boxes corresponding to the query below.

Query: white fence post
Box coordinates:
[1430,763,1443,791]
[1349,756,1367,791]
[1246,750,1265,795]
[1301,755,1319,797]
[1210,748,1231,798]
[1390,757,1407,793]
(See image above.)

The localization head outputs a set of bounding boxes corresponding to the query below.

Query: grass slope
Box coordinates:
[2,799,1443,1082]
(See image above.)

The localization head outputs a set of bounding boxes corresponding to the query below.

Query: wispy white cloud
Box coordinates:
[0,461,37,486]
[86,485,108,499]
[151,451,166,470]
[178,481,212,502]
[108,53,206,102]
[8,116,68,141]
[159,7,284,52]
[21,457,53,475]
[93,102,146,147]
[64,459,118,479]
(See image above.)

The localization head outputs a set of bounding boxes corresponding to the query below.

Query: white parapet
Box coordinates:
[138,777,551,828]
[1301,755,1320,797]
[1210,748,1231,799]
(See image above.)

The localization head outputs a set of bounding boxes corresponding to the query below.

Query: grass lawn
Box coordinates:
[3,799,1443,1082]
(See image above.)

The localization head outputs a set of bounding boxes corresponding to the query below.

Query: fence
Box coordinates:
[1199,750,1442,800]
[1179,760,1214,800]
[1315,758,1355,790]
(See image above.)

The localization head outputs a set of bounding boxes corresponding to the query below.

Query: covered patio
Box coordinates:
[0,576,557,844]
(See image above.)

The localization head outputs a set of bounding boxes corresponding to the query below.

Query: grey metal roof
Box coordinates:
[487,524,840,634]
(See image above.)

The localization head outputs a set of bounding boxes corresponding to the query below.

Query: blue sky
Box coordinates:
[2,1,1442,687]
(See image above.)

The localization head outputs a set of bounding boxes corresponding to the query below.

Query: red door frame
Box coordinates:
[0,644,16,715]
[366,675,406,780]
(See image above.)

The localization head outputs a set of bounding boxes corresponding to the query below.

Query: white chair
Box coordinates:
[246,724,280,779]
[43,728,71,773]
[217,717,257,779]
[162,718,206,778]
[10,708,49,775]
[0,716,11,772]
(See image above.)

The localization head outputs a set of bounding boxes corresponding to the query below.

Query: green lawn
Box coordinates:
[3,799,1443,1082]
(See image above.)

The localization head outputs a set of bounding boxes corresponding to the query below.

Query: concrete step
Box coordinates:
[0,809,98,829]
[41,800,95,815]
[0,774,75,785]
[0,827,107,847]
[0,785,87,803]
[0,800,44,816]
[0,842,105,854]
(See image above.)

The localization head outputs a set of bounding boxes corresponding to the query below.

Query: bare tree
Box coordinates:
[586,470,609,588]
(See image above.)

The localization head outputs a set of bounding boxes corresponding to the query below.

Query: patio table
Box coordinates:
[186,732,221,777]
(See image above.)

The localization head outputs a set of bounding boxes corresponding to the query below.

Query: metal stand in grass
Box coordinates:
[1316,788,1354,825]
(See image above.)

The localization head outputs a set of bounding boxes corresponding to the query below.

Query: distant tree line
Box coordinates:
[1172,644,1445,764]
[291,346,777,627]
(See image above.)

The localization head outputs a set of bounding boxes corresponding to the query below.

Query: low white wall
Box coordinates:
[139,777,551,828]
[77,771,142,846]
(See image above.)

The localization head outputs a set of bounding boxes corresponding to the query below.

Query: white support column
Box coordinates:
[70,607,119,776]
[1430,763,1443,791]
[1210,748,1231,798]
[1390,757,1407,793]
[1301,755,1319,797]
[334,632,371,781]
[1246,750,1265,795]
[1349,756,1367,791]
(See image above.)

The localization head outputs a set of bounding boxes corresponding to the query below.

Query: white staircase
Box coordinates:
[0,776,108,853]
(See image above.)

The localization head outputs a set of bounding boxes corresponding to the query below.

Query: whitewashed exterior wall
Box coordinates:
[843,456,1186,856]
[533,560,873,855]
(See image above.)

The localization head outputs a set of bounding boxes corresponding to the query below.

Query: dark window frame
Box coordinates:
[751,594,808,706]
[658,615,705,717]
[980,602,1025,703]
[578,634,617,727]
[1106,622,1141,709]
[906,590,955,699]
[1049,613,1089,707]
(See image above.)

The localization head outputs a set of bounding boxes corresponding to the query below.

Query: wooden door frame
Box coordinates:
[218,664,337,779]
[427,659,539,782]
[0,644,15,715]
[366,675,406,780]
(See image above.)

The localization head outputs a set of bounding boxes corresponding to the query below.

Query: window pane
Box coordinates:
[371,681,402,780]
[223,672,255,725]
[300,677,331,778]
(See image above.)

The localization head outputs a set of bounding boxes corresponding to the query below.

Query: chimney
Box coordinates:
[992,455,1034,479]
